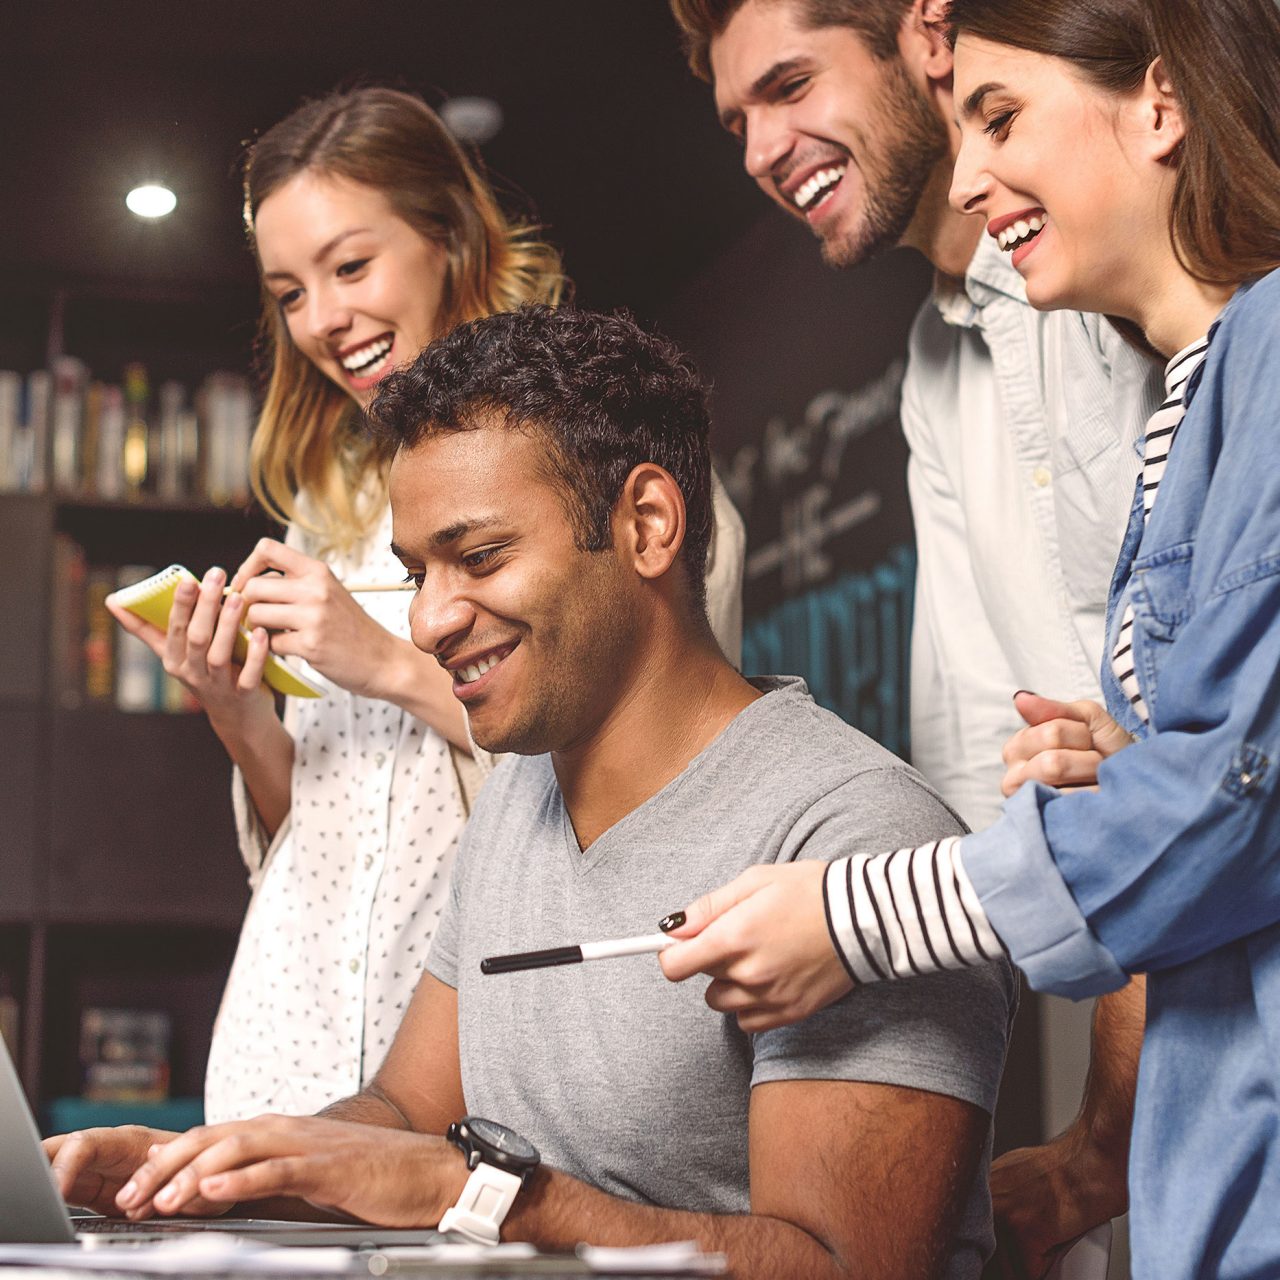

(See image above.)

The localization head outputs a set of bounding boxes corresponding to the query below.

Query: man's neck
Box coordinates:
[893,86,984,279]
[903,159,985,281]
[552,627,761,850]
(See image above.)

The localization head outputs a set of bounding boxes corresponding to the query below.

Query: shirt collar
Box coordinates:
[930,231,1028,329]
[1177,276,1256,411]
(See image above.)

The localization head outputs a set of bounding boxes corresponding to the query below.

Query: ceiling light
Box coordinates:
[126,184,177,219]
[439,97,503,145]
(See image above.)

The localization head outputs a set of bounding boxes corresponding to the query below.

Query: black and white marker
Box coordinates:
[480,932,674,975]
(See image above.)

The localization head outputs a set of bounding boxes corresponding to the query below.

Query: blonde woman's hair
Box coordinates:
[243,87,566,550]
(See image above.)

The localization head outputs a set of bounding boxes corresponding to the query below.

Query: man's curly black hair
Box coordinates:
[369,304,713,609]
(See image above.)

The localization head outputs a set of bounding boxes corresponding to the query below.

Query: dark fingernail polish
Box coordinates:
[1012,689,1038,700]
[658,911,686,933]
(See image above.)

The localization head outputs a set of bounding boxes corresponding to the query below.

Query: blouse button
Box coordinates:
[1032,466,1052,488]
[374,752,387,767]
[349,958,360,973]
[364,855,374,870]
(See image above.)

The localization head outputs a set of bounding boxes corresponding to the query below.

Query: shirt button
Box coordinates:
[349,958,360,973]
[364,854,374,870]
[374,752,386,767]
[1032,466,1052,488]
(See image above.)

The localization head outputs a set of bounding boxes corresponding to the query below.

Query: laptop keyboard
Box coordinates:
[74,1216,303,1234]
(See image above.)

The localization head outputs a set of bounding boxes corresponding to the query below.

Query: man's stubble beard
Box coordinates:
[472,558,639,759]
[820,58,950,269]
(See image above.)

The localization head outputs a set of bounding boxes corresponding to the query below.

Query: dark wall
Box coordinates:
[660,211,933,758]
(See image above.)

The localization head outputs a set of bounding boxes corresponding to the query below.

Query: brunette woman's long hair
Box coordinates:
[945,0,1280,287]
[243,87,566,550]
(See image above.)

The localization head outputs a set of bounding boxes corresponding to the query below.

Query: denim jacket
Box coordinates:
[964,267,1280,1280]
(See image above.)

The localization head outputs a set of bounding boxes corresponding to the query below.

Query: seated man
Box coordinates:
[48,306,1014,1280]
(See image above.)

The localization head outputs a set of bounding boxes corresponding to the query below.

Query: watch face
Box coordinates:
[468,1117,539,1164]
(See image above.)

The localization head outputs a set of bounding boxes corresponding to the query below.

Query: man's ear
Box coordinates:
[617,463,687,584]
[909,0,955,81]
[1142,56,1186,164]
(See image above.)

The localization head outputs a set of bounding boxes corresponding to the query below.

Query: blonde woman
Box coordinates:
[104,87,744,1122]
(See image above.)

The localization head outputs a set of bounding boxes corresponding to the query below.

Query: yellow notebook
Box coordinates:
[112,564,325,699]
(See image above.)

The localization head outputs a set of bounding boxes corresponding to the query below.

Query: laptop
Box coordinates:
[0,1034,443,1248]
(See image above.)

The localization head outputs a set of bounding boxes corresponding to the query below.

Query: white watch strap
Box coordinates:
[438,1162,524,1246]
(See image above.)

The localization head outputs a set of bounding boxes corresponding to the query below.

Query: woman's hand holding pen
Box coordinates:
[231,538,409,700]
[232,538,469,751]
[657,694,1137,1037]
[1001,691,1134,797]
[658,861,850,1032]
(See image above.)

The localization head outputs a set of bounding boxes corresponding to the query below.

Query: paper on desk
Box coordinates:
[0,1234,356,1273]
[1045,1222,1113,1280]
[364,1240,723,1275]
[362,1241,539,1274]
[577,1241,727,1274]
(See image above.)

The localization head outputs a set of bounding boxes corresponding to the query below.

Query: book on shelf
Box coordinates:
[96,384,127,501]
[0,371,20,492]
[0,974,19,1061]
[50,539,201,714]
[49,533,88,709]
[199,372,254,507]
[23,370,50,493]
[0,368,50,495]
[115,565,161,712]
[0,357,254,506]
[82,566,117,706]
[156,378,199,502]
[79,1007,171,1103]
[122,363,149,495]
[50,356,88,495]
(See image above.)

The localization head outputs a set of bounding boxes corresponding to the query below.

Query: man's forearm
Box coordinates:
[1076,974,1144,1181]
[317,1083,413,1130]
[989,974,1143,1273]
[506,1167,857,1280]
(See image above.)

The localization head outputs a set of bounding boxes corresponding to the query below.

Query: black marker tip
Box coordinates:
[481,944,583,974]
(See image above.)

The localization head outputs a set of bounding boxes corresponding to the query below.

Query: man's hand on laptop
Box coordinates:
[658,861,852,1031]
[108,1114,466,1227]
[44,1127,184,1218]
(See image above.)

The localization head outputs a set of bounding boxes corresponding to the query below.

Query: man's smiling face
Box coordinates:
[710,0,949,267]
[389,422,637,757]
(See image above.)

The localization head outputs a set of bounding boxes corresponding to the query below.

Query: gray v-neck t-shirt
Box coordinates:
[428,676,1014,1277]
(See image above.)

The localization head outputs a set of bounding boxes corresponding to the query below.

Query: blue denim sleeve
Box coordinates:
[967,568,1280,996]
[963,284,1280,996]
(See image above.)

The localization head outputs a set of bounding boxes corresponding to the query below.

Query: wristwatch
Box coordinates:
[438,1116,541,1246]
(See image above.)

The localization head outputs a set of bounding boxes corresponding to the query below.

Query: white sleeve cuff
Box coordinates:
[823,837,1006,983]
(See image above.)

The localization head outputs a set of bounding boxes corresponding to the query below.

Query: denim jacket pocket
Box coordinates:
[1129,543,1195,712]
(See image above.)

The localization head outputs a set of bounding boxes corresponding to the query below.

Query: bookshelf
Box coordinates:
[0,486,271,1129]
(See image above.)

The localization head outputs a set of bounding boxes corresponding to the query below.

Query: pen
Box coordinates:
[222,580,415,595]
[481,932,675,974]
